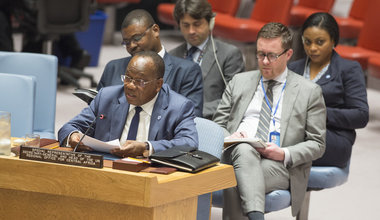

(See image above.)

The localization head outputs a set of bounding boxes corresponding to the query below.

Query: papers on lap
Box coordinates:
[223,138,267,151]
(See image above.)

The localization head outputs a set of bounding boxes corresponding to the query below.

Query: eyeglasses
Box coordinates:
[256,49,288,63]
[121,75,157,87]
[121,24,154,47]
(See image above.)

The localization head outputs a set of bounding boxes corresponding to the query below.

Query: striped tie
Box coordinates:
[256,80,276,142]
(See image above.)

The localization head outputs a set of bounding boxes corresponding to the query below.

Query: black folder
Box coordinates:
[149,146,220,173]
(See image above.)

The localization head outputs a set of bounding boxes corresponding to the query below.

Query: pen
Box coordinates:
[50,145,59,149]
[126,157,151,164]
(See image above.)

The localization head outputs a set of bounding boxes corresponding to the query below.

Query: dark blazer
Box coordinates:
[96,52,204,117]
[58,84,199,153]
[288,50,369,167]
[170,38,245,119]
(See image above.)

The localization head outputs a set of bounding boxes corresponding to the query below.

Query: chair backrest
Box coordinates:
[251,0,293,25]
[0,73,36,137]
[194,117,224,158]
[349,0,369,20]
[37,0,93,35]
[209,0,240,16]
[0,52,58,139]
[297,0,335,11]
[357,0,380,52]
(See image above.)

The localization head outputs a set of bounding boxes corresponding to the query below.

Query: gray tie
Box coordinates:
[256,80,276,142]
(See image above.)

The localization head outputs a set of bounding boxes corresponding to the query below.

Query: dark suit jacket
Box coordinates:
[96,52,204,117]
[288,51,369,166]
[170,38,245,119]
[213,70,326,216]
[58,84,199,153]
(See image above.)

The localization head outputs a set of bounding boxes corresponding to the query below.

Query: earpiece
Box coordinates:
[209,15,215,31]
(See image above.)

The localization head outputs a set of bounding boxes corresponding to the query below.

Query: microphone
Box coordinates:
[73,114,104,152]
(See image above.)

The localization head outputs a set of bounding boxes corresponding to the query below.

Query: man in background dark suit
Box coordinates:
[170,0,245,119]
[59,51,198,158]
[97,9,203,116]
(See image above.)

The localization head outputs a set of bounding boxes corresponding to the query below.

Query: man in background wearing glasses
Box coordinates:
[97,9,203,116]
[213,23,326,220]
[59,51,198,158]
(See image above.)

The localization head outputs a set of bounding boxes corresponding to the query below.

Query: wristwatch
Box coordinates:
[143,142,149,158]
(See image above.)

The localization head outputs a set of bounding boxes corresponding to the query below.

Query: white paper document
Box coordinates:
[79,134,121,153]
[223,137,267,152]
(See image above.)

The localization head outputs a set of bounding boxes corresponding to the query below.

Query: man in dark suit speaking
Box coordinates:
[97,9,203,117]
[58,51,198,158]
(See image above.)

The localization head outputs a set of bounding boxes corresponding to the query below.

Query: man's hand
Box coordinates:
[68,132,93,152]
[227,131,248,139]
[256,142,285,161]
[110,140,146,158]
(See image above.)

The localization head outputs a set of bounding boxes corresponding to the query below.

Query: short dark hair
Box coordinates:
[257,22,293,50]
[173,0,214,24]
[121,9,155,30]
[133,51,165,79]
[302,12,339,47]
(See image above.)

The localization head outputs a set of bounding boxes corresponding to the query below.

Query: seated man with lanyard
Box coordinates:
[213,23,326,220]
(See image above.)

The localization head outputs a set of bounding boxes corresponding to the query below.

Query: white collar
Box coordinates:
[128,93,159,117]
[158,45,166,58]
[186,37,209,51]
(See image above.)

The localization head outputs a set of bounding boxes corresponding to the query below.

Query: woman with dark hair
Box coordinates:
[288,12,369,168]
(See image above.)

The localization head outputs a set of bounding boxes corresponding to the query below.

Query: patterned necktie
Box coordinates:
[256,80,277,142]
[127,106,142,140]
[186,46,198,61]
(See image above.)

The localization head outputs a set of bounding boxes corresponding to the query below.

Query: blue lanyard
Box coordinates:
[260,77,286,127]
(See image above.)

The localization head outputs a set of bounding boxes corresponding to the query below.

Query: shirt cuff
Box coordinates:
[283,148,292,167]
[65,131,81,147]
[146,141,153,157]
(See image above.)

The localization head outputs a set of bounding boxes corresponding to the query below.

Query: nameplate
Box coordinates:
[19,146,103,168]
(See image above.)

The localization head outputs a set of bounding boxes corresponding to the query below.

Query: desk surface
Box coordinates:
[0,155,236,208]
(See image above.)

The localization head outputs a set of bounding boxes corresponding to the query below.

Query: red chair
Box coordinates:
[157,3,176,26]
[157,0,241,27]
[212,0,293,43]
[335,0,380,70]
[290,0,336,27]
[335,0,369,39]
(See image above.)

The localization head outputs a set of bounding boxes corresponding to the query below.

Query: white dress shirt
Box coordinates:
[158,45,166,58]
[120,93,158,155]
[237,68,291,165]
[186,37,209,65]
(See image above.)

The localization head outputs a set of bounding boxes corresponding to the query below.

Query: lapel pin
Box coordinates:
[157,115,161,120]
[326,75,331,79]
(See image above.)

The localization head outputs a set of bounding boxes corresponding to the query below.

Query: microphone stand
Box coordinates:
[73,116,97,152]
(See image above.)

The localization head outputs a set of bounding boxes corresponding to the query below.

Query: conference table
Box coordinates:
[0,151,236,219]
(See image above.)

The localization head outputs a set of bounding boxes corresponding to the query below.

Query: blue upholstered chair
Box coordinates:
[297,162,351,219]
[0,73,36,137]
[0,52,58,139]
[194,117,225,220]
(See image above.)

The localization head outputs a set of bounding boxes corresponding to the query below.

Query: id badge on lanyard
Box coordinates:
[261,77,286,147]
[269,131,280,146]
